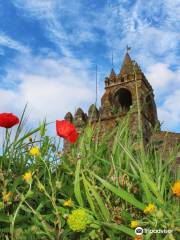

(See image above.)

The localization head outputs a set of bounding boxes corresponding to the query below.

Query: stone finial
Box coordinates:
[109,68,116,84]
[74,108,87,127]
[88,104,99,122]
[64,112,73,122]
[75,108,85,117]
[105,69,116,87]
[134,62,141,73]
[109,68,116,80]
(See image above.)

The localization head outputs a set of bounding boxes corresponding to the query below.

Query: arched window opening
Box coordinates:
[113,88,132,112]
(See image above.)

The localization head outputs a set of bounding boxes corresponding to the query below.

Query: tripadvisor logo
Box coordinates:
[135,227,143,235]
[135,227,173,235]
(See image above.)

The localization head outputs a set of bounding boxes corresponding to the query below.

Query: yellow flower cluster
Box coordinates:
[172,180,180,197]
[64,198,73,207]
[144,203,155,214]
[67,209,91,232]
[29,146,40,156]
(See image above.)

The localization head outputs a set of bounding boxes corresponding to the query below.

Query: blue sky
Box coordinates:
[0,0,179,132]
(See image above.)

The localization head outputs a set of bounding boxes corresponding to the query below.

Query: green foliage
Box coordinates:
[0,111,179,240]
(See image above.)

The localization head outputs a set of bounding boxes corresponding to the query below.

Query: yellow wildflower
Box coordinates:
[29,146,40,156]
[131,220,139,228]
[172,180,180,197]
[67,209,91,232]
[23,172,32,184]
[3,191,12,203]
[144,203,155,214]
[64,198,73,207]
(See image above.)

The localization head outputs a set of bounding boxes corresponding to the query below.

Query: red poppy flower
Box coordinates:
[0,113,20,128]
[56,120,78,143]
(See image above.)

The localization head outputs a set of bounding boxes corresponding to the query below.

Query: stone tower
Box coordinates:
[64,51,180,151]
[99,51,158,142]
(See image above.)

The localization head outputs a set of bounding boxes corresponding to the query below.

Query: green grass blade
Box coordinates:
[0,214,10,223]
[140,173,153,203]
[92,172,146,211]
[74,160,84,207]
[102,222,135,237]
[82,174,97,218]
[142,172,164,205]
[83,175,110,221]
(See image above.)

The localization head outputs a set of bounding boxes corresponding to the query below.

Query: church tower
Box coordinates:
[64,51,160,150]
[99,51,158,142]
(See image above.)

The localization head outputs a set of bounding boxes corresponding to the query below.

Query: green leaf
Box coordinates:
[83,174,110,221]
[19,205,32,214]
[142,172,164,205]
[40,119,47,137]
[140,173,152,203]
[74,160,84,207]
[36,199,50,212]
[82,174,97,218]
[121,210,132,221]
[102,222,135,237]
[92,172,146,211]
[0,214,10,223]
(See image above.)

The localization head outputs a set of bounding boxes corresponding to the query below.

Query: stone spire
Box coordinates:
[64,112,73,122]
[74,108,87,127]
[120,52,134,75]
[109,68,116,79]
[123,52,132,65]
[88,104,99,122]
[133,62,141,73]
[105,68,116,87]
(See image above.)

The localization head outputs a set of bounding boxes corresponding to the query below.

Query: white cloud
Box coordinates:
[12,0,72,56]
[12,0,180,61]
[145,63,180,130]
[101,0,179,66]
[13,0,55,18]
[158,90,180,131]
[0,0,99,125]
[0,33,29,53]
[164,0,180,27]
[12,0,99,56]
[146,63,179,92]
[0,53,95,124]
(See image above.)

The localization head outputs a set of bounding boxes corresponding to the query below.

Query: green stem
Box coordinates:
[10,184,31,240]
[40,156,62,238]
[24,200,54,240]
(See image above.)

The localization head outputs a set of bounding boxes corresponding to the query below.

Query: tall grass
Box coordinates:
[0,113,179,240]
